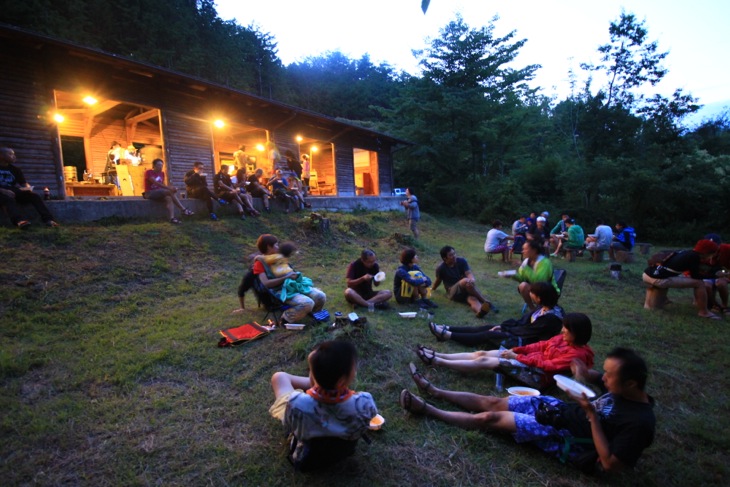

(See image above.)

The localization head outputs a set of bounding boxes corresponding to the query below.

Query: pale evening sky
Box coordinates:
[214,0,729,124]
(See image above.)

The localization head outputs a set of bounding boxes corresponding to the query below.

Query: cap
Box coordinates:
[542,211,549,217]
[694,239,719,255]
[536,216,546,222]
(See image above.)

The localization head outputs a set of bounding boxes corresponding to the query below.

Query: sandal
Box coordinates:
[170,217,181,224]
[399,389,427,414]
[700,313,722,320]
[429,322,448,342]
[409,362,433,394]
[416,345,436,366]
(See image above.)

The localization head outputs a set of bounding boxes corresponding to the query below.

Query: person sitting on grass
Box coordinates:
[512,239,560,311]
[255,233,326,324]
[394,248,437,308]
[400,347,655,475]
[270,340,378,471]
[484,219,513,262]
[432,245,494,318]
[642,239,722,320]
[344,249,393,310]
[428,282,563,348]
[416,313,594,387]
[255,241,314,302]
[143,158,194,224]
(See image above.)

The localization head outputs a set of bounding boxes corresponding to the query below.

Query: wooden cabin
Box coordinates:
[0,24,407,200]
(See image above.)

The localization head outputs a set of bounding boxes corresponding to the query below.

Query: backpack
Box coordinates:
[287,434,363,472]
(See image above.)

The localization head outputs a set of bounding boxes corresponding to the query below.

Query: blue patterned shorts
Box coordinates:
[509,395,572,457]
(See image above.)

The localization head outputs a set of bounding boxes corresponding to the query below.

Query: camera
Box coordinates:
[535,401,568,429]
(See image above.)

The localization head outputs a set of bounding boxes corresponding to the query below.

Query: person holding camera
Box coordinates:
[400,347,655,474]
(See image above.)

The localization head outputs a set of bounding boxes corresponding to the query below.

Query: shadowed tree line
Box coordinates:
[2,2,728,242]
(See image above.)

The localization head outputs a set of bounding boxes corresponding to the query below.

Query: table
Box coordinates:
[65,183,118,197]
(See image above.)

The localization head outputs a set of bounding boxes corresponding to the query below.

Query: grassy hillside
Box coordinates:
[1,211,728,486]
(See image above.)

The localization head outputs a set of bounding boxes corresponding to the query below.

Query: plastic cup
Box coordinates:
[368,303,375,313]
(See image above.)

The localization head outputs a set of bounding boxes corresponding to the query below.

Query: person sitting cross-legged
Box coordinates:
[270,340,378,471]
[400,347,656,474]
[394,248,437,309]
[416,313,594,387]
[344,249,393,309]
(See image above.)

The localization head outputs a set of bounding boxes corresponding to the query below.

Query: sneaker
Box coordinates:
[476,302,491,318]
[218,199,228,205]
[17,220,31,229]
[45,220,60,227]
[239,213,246,220]
[170,217,181,224]
[423,299,438,309]
[183,208,194,216]
[210,213,218,221]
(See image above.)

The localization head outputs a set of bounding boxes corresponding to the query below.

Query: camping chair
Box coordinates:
[252,275,291,324]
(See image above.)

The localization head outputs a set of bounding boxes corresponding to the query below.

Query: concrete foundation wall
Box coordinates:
[2,196,405,224]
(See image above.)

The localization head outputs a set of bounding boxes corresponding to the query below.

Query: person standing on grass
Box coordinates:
[0,146,59,228]
[401,347,655,475]
[143,158,194,224]
[400,187,420,239]
[344,249,393,309]
[270,340,378,471]
[432,246,494,318]
[254,234,326,324]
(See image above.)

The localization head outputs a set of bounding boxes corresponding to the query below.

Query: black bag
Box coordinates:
[287,434,360,472]
[644,250,683,279]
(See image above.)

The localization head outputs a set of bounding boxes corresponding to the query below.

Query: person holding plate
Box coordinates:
[344,249,392,309]
[400,347,655,474]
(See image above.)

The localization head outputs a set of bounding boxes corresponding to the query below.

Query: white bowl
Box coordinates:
[369,414,385,430]
[507,386,540,397]
[284,323,305,331]
[553,374,596,399]
[398,312,417,318]
[374,271,386,282]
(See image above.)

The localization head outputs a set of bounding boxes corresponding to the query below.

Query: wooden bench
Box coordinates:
[615,250,635,263]
[590,249,606,262]
[644,284,670,309]
[636,242,653,255]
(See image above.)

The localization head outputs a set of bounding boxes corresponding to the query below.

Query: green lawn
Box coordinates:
[1,211,728,486]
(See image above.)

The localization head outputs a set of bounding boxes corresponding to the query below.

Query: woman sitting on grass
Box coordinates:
[394,247,436,308]
[417,313,594,384]
[428,282,563,348]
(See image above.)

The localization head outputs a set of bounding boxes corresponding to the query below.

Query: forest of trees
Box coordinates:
[2,0,729,242]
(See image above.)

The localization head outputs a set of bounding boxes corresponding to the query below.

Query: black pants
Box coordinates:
[0,188,54,224]
[188,187,216,213]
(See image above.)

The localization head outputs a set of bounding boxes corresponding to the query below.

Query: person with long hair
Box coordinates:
[428,281,562,347]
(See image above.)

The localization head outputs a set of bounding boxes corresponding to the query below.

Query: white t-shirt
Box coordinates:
[485,228,510,252]
[594,225,614,249]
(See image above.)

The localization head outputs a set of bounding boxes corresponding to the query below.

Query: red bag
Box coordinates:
[218,322,270,347]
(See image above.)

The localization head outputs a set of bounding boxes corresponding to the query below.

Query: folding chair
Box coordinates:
[252,275,291,324]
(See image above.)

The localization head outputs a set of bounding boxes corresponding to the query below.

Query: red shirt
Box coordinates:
[513,334,594,373]
[144,169,165,192]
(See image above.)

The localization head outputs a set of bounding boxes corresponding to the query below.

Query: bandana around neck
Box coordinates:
[306,386,354,404]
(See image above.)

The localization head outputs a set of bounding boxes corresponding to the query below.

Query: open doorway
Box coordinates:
[54,90,163,196]
[353,148,379,196]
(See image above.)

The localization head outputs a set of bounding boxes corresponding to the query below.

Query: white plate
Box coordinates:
[398,312,417,318]
[507,386,540,397]
[369,414,385,430]
[374,271,386,282]
[284,323,305,330]
[348,312,359,322]
[553,374,596,399]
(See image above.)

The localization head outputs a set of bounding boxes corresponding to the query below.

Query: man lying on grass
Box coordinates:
[401,347,655,474]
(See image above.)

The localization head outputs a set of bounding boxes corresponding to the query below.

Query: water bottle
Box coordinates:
[83,169,88,181]
[495,373,504,392]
